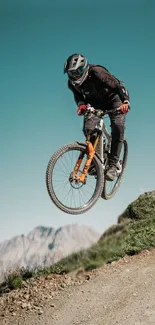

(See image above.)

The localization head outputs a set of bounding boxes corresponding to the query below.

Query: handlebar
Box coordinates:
[84,106,120,118]
[99,107,120,116]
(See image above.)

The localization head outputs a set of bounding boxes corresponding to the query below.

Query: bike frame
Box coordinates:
[71,108,119,183]
[96,118,111,164]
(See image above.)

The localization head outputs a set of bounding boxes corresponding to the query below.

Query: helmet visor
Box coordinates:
[67,66,85,79]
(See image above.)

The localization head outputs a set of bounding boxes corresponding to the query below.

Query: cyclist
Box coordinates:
[64,53,130,181]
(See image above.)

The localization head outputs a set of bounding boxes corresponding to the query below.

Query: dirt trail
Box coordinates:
[1,249,155,325]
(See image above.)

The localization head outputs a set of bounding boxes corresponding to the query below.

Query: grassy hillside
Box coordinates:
[1,190,155,293]
[48,191,155,273]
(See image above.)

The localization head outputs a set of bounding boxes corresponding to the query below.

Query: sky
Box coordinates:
[0,0,155,242]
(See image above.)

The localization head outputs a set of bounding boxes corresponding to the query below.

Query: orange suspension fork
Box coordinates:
[71,151,84,179]
[72,136,100,183]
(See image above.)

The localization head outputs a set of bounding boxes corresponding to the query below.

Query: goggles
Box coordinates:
[68,66,85,79]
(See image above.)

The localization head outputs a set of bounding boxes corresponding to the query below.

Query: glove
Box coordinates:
[77,104,95,115]
[119,100,130,114]
[77,104,87,115]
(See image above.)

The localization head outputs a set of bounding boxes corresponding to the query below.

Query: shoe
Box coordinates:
[106,165,117,181]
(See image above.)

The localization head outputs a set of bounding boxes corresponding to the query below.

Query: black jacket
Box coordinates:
[68,64,130,110]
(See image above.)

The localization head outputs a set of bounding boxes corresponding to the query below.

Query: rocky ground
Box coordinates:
[0,248,155,325]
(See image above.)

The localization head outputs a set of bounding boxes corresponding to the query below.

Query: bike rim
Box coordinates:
[50,148,99,210]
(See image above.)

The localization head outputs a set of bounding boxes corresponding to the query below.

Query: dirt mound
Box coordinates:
[1,248,155,325]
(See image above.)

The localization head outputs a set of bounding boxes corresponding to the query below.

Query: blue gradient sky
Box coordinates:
[0,0,155,242]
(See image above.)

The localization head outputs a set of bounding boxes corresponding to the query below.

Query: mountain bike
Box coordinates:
[46,106,128,215]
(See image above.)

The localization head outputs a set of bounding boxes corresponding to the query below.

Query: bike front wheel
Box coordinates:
[46,142,104,215]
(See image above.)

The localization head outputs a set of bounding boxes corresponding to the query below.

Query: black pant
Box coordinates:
[83,97,127,166]
[108,110,126,166]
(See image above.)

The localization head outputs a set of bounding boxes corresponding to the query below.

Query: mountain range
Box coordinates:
[0,223,100,281]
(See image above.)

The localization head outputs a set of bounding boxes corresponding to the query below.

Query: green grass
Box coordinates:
[0,191,155,295]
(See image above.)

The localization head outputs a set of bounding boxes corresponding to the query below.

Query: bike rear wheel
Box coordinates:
[46,142,104,214]
[101,139,128,200]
